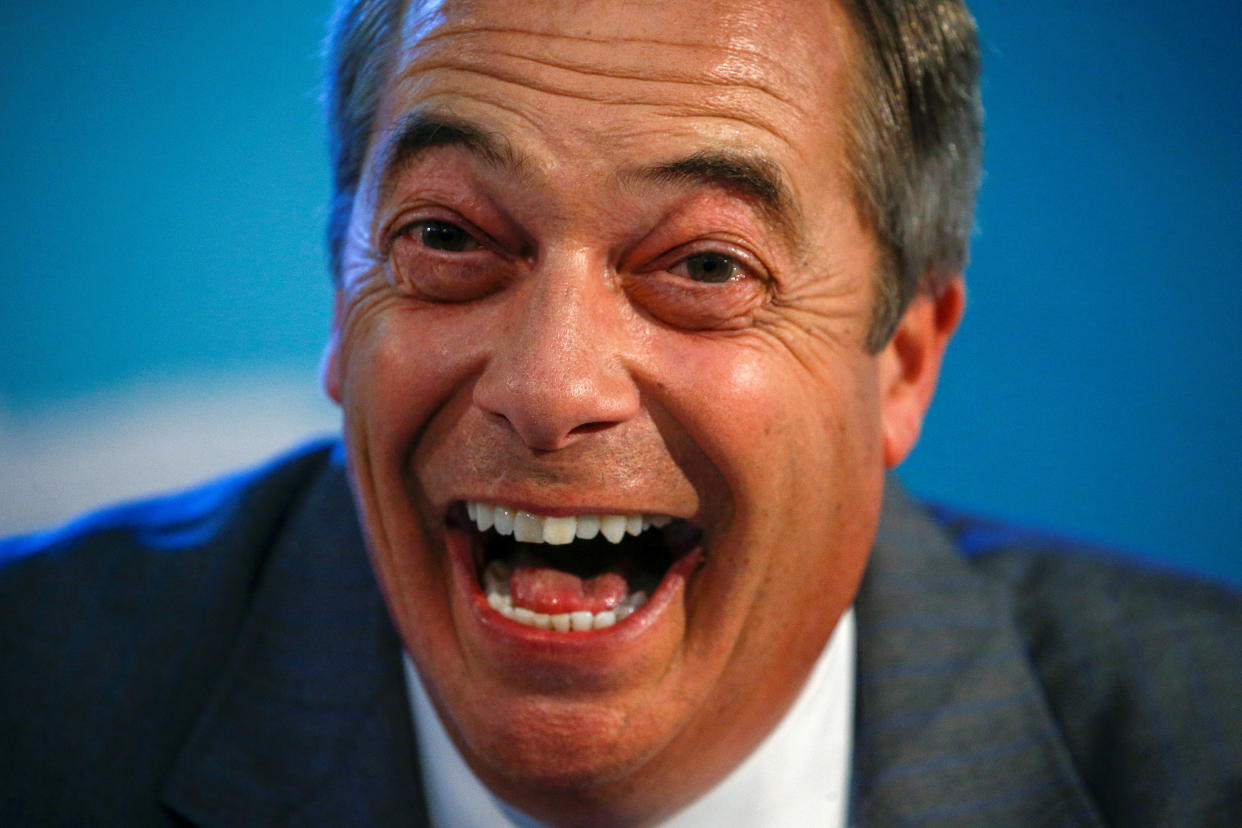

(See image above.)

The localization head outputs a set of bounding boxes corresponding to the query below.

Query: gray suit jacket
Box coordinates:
[2,440,1239,825]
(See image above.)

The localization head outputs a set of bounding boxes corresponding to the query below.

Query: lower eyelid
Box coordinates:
[621,270,766,329]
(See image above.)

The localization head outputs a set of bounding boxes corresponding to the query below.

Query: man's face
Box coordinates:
[327,0,911,819]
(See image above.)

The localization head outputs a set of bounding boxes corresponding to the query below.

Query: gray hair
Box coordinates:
[322,0,982,351]
[839,0,981,350]
[323,0,405,284]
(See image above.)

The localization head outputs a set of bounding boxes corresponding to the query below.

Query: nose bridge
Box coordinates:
[474,257,640,450]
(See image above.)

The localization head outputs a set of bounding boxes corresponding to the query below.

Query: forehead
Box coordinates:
[370,0,855,192]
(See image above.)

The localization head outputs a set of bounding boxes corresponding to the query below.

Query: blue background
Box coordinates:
[2,2,1239,583]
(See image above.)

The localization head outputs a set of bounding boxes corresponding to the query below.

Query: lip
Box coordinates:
[444,513,704,686]
[458,495,685,521]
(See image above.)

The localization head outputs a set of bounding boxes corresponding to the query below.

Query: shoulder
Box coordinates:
[0,438,341,824]
[929,501,1242,630]
[0,437,339,633]
[928,503,1242,825]
[929,503,1242,648]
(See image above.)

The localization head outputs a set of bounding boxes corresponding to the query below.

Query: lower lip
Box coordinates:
[445,526,702,662]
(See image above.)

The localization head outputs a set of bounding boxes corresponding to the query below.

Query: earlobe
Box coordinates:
[878,276,965,468]
[320,291,344,405]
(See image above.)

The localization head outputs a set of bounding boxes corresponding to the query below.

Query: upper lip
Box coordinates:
[450,498,692,522]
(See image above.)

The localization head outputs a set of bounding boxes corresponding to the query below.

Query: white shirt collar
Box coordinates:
[404,608,854,827]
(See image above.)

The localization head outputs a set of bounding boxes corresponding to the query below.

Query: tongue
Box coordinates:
[510,565,628,615]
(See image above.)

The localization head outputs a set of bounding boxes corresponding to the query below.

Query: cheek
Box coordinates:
[339,306,483,455]
[648,333,882,506]
[335,306,489,654]
[336,305,487,594]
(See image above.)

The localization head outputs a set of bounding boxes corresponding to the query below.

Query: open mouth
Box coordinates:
[449,502,703,632]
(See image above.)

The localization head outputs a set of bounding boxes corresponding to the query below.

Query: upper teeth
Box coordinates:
[466,502,671,544]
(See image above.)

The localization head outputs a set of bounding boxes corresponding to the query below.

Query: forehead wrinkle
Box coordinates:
[394,18,815,125]
[394,62,804,146]
[624,150,806,255]
[489,48,800,111]
[373,109,529,204]
[412,25,803,108]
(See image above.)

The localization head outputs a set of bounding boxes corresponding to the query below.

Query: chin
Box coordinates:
[455,693,669,792]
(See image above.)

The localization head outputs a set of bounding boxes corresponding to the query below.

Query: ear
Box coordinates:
[320,290,344,405]
[878,276,965,468]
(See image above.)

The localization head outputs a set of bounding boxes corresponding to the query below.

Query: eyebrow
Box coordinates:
[373,113,803,250]
[630,150,804,251]
[374,110,523,199]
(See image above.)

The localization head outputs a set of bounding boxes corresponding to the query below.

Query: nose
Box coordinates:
[473,262,641,451]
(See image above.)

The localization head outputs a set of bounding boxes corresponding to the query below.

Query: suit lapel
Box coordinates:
[851,482,1105,826]
[161,445,429,827]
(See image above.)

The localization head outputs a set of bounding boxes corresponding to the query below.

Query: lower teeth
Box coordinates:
[483,560,647,631]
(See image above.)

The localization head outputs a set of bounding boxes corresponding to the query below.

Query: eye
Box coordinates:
[671,252,746,283]
[412,219,480,252]
[624,245,767,331]
[385,215,507,302]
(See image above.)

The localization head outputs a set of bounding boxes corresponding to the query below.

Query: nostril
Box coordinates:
[568,421,615,436]
[486,410,514,429]
[478,395,631,451]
